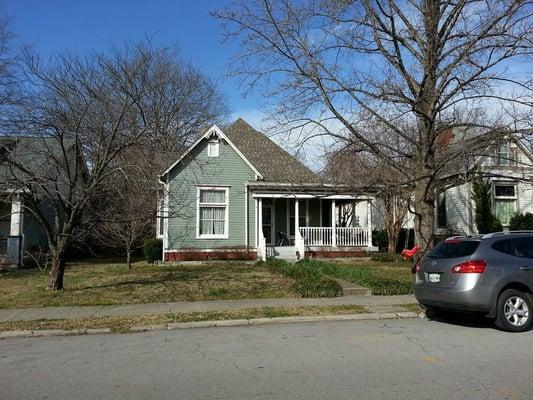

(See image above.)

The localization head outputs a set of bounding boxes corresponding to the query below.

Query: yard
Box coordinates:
[0,257,414,310]
[0,260,296,309]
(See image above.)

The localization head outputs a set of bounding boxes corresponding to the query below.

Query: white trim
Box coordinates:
[245,184,249,248]
[286,198,290,236]
[252,193,363,200]
[165,248,258,253]
[331,200,336,247]
[254,198,258,247]
[207,139,219,157]
[160,124,263,179]
[196,186,229,239]
[272,198,276,245]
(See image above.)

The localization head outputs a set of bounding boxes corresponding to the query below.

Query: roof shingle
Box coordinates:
[224,118,320,183]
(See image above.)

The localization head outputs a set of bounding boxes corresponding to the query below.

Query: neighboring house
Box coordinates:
[158,118,378,261]
[435,132,533,235]
[0,136,79,266]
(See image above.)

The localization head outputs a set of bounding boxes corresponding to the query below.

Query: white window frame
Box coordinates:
[493,182,517,226]
[496,142,517,166]
[196,186,229,239]
[207,139,219,157]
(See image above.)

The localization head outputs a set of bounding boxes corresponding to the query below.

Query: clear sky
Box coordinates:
[2,0,265,126]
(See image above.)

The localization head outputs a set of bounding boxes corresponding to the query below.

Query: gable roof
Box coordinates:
[0,136,79,186]
[224,119,320,183]
[160,118,321,184]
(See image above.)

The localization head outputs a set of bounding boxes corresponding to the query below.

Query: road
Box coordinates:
[1,316,532,400]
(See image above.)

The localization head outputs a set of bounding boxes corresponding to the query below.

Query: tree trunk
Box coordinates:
[414,185,435,254]
[126,248,132,269]
[48,247,67,290]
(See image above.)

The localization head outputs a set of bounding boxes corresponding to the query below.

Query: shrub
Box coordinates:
[372,229,388,252]
[143,238,163,263]
[509,213,533,230]
[472,174,503,233]
[370,253,404,263]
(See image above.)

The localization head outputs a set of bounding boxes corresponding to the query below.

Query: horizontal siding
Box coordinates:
[167,139,256,250]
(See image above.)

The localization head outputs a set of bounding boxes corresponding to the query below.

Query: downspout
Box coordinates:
[245,183,249,252]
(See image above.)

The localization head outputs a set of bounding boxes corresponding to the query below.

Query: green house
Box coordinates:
[158,119,377,261]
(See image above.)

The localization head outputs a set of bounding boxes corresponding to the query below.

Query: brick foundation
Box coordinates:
[305,249,368,258]
[165,250,257,262]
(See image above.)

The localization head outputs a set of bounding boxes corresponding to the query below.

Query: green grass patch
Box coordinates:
[276,258,413,296]
[260,259,343,298]
[0,305,368,333]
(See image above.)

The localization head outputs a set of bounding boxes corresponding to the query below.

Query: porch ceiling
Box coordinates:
[248,182,380,199]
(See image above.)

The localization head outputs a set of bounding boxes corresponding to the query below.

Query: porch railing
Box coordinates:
[299,227,369,247]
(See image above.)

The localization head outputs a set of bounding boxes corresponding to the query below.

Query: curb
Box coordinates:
[0,312,423,339]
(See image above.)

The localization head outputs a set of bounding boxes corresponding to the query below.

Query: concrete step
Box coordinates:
[267,246,297,260]
[329,276,371,296]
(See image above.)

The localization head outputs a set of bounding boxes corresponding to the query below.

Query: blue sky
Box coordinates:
[2,0,265,126]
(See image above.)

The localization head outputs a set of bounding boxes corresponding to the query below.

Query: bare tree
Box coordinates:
[3,42,227,290]
[214,0,533,251]
[326,146,410,253]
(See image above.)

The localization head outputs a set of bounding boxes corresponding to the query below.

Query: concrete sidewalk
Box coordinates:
[0,295,416,322]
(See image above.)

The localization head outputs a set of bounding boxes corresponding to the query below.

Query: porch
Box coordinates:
[253,190,376,261]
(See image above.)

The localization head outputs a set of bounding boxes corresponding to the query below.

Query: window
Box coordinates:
[493,237,533,259]
[197,187,228,238]
[436,193,447,228]
[428,240,480,259]
[207,140,219,157]
[493,184,517,226]
[496,143,517,166]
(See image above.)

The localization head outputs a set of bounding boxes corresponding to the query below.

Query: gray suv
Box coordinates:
[413,232,533,332]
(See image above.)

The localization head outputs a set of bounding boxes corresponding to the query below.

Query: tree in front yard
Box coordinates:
[214,0,533,252]
[5,41,227,290]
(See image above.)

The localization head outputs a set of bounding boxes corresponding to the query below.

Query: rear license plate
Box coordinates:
[428,273,441,283]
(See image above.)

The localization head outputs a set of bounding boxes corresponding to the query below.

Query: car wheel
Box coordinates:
[495,289,533,332]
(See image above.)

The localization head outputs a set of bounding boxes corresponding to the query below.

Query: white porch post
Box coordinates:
[367,198,372,247]
[257,197,266,261]
[10,196,23,237]
[295,199,299,235]
[331,200,336,247]
[258,198,263,238]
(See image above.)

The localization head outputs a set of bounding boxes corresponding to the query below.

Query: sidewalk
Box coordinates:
[0,295,416,322]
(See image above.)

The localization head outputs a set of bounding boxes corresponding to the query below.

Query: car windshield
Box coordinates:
[427,240,480,259]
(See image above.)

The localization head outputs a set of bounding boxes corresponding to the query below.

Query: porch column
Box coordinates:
[294,199,299,236]
[367,198,372,247]
[8,196,24,266]
[258,198,263,239]
[331,200,336,247]
[10,196,23,237]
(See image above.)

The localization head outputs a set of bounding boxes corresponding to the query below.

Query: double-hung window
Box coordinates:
[493,184,517,226]
[496,143,517,166]
[197,187,228,238]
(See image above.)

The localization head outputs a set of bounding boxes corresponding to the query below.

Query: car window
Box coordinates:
[513,237,533,259]
[492,237,533,258]
[492,239,514,256]
[428,240,480,259]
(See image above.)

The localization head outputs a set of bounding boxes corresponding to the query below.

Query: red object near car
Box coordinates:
[401,245,420,260]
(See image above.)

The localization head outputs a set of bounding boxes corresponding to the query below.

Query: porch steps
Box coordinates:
[330,276,371,296]
[267,246,298,261]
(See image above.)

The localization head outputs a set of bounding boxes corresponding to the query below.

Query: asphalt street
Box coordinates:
[1,315,532,400]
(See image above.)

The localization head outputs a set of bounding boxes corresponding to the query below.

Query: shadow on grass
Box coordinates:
[75,270,205,290]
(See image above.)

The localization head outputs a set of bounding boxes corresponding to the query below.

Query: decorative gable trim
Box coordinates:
[159,124,264,180]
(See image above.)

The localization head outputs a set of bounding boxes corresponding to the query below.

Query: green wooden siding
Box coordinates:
[167,139,256,250]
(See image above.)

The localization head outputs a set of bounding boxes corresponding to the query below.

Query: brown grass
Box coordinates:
[0,305,368,333]
[0,260,296,309]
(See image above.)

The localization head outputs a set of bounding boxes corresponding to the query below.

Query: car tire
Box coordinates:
[495,289,533,332]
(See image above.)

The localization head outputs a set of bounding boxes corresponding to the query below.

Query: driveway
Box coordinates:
[1,317,531,400]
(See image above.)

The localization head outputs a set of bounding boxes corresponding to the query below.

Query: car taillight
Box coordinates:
[450,260,487,274]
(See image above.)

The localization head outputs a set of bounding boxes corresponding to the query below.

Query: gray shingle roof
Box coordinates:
[224,118,321,183]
